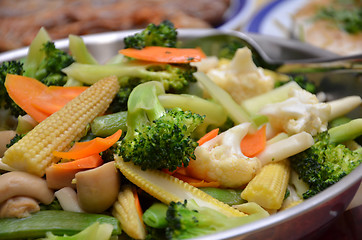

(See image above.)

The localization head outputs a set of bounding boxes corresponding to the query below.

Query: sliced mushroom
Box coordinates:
[76,161,120,213]
[0,171,54,205]
[0,196,40,218]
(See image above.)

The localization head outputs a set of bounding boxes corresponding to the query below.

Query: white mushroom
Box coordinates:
[76,161,120,213]
[0,171,54,205]
[0,196,40,218]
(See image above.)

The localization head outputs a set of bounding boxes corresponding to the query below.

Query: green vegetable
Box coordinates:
[123,20,177,49]
[290,119,362,199]
[115,81,204,171]
[0,60,25,117]
[68,34,98,65]
[91,111,128,137]
[143,200,268,239]
[23,27,51,78]
[34,41,75,86]
[40,222,113,240]
[0,210,121,239]
[63,62,197,112]
[142,203,169,229]
[199,187,245,205]
[6,133,25,148]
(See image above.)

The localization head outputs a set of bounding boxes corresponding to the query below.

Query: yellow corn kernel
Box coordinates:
[241,159,291,210]
[2,76,119,177]
[114,155,246,217]
[112,185,146,240]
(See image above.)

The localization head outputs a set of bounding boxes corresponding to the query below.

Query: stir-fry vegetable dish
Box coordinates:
[0,21,361,240]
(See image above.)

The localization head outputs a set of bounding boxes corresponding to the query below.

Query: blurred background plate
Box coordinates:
[217,0,255,30]
[244,0,305,38]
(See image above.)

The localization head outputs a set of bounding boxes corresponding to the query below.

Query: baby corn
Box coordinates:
[114,155,246,217]
[112,185,146,240]
[241,159,291,210]
[2,76,119,177]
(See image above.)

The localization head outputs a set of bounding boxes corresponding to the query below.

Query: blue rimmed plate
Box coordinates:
[244,0,305,38]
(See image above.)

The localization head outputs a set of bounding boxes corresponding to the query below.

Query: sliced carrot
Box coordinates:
[172,172,220,188]
[48,86,88,100]
[240,125,267,157]
[53,129,122,159]
[133,188,143,220]
[119,46,206,63]
[51,154,103,170]
[5,74,50,122]
[197,128,219,146]
[4,74,87,122]
[46,154,103,189]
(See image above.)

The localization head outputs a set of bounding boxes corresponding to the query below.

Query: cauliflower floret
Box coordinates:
[187,123,262,188]
[193,47,274,103]
[259,88,331,136]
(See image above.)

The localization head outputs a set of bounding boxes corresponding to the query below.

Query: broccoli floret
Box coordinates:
[6,133,26,148]
[124,20,177,49]
[111,64,197,112]
[143,200,269,240]
[0,61,26,117]
[275,75,317,93]
[115,81,204,171]
[34,41,75,86]
[290,119,362,199]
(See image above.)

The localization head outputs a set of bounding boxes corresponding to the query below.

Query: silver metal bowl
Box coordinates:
[0,29,361,240]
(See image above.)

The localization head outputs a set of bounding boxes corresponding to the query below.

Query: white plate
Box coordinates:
[244,0,306,38]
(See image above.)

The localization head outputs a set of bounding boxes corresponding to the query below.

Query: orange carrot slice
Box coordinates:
[197,128,219,146]
[119,46,206,63]
[51,154,103,170]
[4,74,88,122]
[48,86,88,100]
[5,74,50,122]
[133,188,144,220]
[240,125,267,157]
[53,129,122,159]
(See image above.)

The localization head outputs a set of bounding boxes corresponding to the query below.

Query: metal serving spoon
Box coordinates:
[180,30,362,66]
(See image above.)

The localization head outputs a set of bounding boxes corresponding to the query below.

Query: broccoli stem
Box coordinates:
[125,81,165,140]
[328,118,362,144]
[142,203,169,229]
[68,35,98,65]
[0,210,121,239]
[23,27,51,78]
[193,72,256,130]
[158,93,227,127]
[62,62,172,85]
[90,111,128,137]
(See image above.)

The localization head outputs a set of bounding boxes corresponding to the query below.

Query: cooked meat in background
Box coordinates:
[292,0,362,56]
[0,0,230,51]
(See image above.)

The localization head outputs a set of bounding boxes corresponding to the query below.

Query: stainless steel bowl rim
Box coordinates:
[0,28,361,240]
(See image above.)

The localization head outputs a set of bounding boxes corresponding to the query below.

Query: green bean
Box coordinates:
[91,111,128,137]
[199,187,245,205]
[0,210,122,239]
